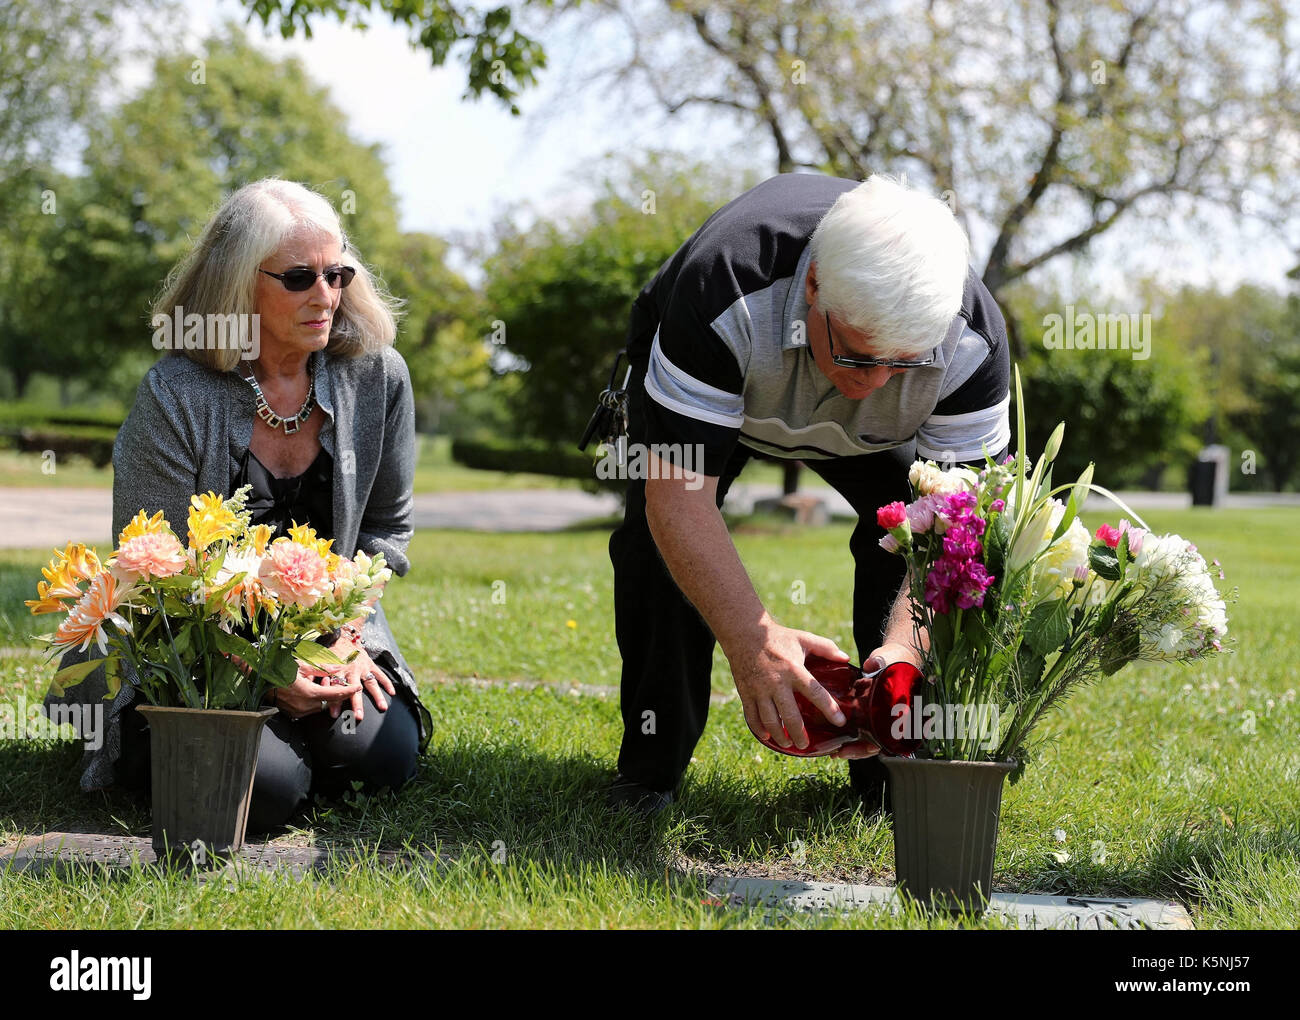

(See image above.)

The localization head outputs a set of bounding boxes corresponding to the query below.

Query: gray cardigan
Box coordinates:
[45,345,430,790]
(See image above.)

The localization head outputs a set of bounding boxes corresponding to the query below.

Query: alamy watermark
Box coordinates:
[594,441,706,491]
[1042,305,1151,361]
[1,696,103,751]
[50,951,150,999]
[151,306,260,360]
[890,698,1001,752]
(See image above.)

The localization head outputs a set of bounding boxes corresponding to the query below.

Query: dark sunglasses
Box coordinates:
[825,311,935,369]
[260,265,357,292]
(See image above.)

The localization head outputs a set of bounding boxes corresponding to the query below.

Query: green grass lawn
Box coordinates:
[1,508,1297,928]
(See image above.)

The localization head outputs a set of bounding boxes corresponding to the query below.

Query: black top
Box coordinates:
[234,446,335,540]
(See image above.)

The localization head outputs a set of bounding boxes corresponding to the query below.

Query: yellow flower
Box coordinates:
[566,619,578,630]
[61,542,103,581]
[187,491,238,551]
[25,580,69,615]
[286,521,333,558]
[117,509,169,546]
[249,524,273,556]
[29,543,103,612]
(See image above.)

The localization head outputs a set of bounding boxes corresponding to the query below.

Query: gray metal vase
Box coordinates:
[135,705,277,859]
[880,755,1016,914]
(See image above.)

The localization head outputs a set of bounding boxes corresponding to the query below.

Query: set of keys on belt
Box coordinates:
[577,349,632,466]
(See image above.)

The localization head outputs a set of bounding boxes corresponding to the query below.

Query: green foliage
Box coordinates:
[16,25,484,412]
[384,232,492,423]
[483,154,750,445]
[1003,282,1207,489]
[56,26,403,382]
[450,436,621,493]
[240,0,548,114]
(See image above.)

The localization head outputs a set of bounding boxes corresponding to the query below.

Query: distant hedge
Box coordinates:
[0,402,124,430]
[450,438,624,493]
[0,423,119,468]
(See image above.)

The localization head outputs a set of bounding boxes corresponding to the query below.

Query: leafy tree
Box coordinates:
[0,0,174,397]
[580,0,1300,354]
[0,0,173,224]
[238,0,549,113]
[1220,282,1300,490]
[481,154,747,444]
[1001,280,1208,490]
[42,26,480,403]
[384,231,492,428]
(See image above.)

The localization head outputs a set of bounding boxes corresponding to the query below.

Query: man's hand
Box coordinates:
[726,623,853,750]
[826,640,925,759]
[863,640,924,675]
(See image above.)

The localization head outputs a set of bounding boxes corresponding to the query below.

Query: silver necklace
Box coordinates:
[244,361,316,434]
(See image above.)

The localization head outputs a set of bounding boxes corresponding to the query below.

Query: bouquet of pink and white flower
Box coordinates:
[876,370,1233,770]
[26,485,391,710]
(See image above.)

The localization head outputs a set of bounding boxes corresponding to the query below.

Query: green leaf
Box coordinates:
[264,644,300,688]
[208,627,256,663]
[1099,618,1141,675]
[1092,596,1118,637]
[103,655,122,700]
[293,640,347,669]
[50,656,107,691]
[149,574,199,594]
[1089,544,1122,581]
[1050,464,1093,544]
[1016,644,1047,691]
[170,622,193,659]
[1024,599,1071,657]
[203,572,246,615]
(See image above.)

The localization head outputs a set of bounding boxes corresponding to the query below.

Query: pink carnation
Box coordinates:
[1118,518,1147,555]
[905,496,937,534]
[876,501,907,530]
[258,541,331,608]
[115,532,188,580]
[1095,523,1122,548]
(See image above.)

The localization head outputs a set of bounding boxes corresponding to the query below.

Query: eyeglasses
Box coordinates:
[824,311,935,369]
[259,265,356,292]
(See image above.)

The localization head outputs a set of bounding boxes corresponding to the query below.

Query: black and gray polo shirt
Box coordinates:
[625,173,1011,476]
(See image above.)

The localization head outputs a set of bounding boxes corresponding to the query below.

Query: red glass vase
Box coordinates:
[754,653,926,758]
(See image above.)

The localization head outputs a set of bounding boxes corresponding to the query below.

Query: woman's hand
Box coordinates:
[312,633,396,723]
[273,668,362,720]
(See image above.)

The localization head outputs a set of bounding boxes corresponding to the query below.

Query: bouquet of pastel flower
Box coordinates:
[26,485,391,711]
[875,370,1232,772]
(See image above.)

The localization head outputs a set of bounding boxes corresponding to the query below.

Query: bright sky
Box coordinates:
[115,0,1294,300]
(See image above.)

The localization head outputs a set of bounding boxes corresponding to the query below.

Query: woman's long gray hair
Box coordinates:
[152,178,400,371]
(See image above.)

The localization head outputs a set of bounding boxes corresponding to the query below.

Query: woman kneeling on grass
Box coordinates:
[45,178,432,832]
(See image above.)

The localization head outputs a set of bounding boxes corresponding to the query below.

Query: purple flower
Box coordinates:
[943,529,983,559]
[954,561,995,609]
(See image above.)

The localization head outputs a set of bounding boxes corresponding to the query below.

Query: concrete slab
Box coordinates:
[708,876,1194,929]
[0,831,441,882]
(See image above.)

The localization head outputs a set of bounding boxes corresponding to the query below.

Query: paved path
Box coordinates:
[3,484,1298,548]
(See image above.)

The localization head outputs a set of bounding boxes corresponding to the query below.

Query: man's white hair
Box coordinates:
[809,174,971,359]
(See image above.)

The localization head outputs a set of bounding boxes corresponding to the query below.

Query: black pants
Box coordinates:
[609,354,914,791]
[118,668,422,834]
